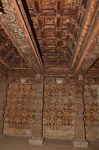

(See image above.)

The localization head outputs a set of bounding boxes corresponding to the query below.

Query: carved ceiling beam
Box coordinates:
[71,0,98,69]
[16,0,43,70]
[0,0,43,73]
[74,11,99,74]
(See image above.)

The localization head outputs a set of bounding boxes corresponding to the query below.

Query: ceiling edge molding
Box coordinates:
[71,0,98,69]
[74,12,99,74]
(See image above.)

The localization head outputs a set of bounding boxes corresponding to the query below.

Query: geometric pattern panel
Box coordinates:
[43,77,75,131]
[4,83,39,129]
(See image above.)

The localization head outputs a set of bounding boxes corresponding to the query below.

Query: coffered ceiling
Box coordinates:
[0,0,99,76]
[25,0,87,68]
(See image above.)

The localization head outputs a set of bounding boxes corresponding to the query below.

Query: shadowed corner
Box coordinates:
[0,0,5,14]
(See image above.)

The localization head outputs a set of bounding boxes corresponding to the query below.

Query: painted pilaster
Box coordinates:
[0,83,8,141]
[28,79,44,145]
[73,76,88,148]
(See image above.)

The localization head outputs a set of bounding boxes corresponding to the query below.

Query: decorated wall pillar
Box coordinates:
[73,77,88,148]
[0,83,8,141]
[28,82,44,145]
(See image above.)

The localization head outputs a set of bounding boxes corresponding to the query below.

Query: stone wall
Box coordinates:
[43,77,75,139]
[84,78,99,140]
[2,74,99,142]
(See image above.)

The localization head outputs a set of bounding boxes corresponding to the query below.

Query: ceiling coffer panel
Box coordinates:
[25,0,87,68]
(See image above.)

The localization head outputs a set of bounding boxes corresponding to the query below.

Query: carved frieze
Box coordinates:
[0,25,29,69]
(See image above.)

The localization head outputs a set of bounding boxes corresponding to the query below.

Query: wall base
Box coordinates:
[28,138,44,145]
[0,134,5,142]
[73,140,88,148]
